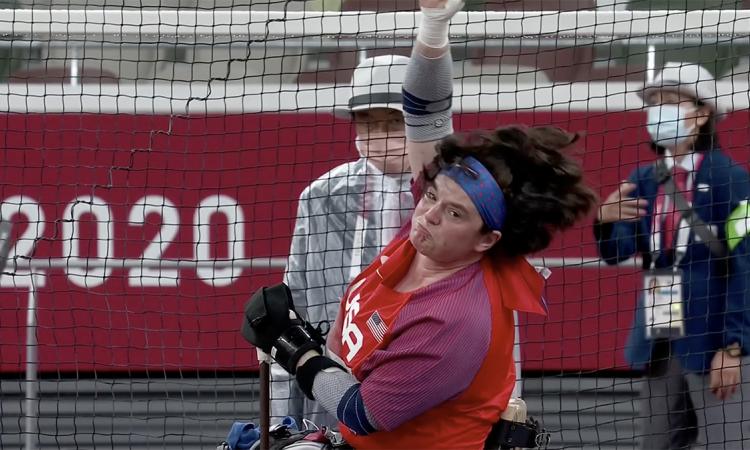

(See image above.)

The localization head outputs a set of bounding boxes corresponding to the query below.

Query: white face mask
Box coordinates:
[355,131,409,174]
[646,104,695,148]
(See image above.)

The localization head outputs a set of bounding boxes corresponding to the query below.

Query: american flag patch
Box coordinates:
[366,311,388,342]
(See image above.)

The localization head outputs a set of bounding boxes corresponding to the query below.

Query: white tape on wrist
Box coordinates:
[416,19,449,48]
[417,0,465,48]
[256,348,272,363]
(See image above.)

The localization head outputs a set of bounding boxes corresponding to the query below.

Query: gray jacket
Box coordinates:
[284,158,413,325]
[271,158,414,425]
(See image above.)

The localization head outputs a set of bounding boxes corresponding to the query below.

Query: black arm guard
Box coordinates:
[271,322,323,375]
[295,355,346,400]
[240,282,327,375]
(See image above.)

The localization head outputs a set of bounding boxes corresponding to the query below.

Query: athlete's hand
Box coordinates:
[419,0,446,9]
[597,182,649,223]
[419,0,464,19]
[240,283,324,374]
[241,283,296,353]
[419,0,464,15]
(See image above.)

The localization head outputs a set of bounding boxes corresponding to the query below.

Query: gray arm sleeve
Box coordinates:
[311,368,380,431]
[402,51,455,143]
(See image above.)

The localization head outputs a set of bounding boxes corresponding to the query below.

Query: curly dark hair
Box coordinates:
[425,125,598,257]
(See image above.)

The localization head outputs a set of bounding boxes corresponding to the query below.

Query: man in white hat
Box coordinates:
[595,62,750,449]
[270,54,416,426]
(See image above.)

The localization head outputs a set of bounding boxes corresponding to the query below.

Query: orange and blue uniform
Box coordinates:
[328,225,547,449]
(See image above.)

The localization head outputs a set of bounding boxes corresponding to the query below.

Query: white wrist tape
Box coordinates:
[417,17,450,48]
[256,348,271,363]
[417,0,465,48]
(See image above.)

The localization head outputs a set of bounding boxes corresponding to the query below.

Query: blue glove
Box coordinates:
[225,422,260,450]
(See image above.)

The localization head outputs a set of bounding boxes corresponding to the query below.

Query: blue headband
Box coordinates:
[441,156,506,231]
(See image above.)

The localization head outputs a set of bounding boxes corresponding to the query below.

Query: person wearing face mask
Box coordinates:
[595,62,750,449]
[269,54,416,427]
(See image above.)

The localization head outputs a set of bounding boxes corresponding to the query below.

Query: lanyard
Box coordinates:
[649,153,704,269]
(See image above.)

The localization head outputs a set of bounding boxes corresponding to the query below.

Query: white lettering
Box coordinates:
[63,195,113,288]
[0,194,250,290]
[0,196,46,288]
[342,293,363,361]
[342,278,366,361]
[195,195,245,287]
[128,195,179,287]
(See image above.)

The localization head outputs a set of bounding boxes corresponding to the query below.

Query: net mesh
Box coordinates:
[1,2,749,449]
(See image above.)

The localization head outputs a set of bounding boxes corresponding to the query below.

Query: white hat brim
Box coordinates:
[639,83,721,116]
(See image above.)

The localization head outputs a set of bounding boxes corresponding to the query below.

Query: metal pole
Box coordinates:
[647,44,656,83]
[70,46,80,87]
[257,349,271,450]
[357,47,367,65]
[24,273,40,450]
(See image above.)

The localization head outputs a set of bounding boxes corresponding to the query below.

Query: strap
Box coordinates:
[296,355,346,400]
[655,161,727,259]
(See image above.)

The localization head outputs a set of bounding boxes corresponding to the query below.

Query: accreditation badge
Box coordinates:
[643,269,685,339]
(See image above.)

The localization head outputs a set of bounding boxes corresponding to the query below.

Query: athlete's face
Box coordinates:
[410,175,501,264]
[354,108,409,175]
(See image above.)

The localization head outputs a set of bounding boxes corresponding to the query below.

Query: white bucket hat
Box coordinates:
[639,62,727,116]
[335,54,410,118]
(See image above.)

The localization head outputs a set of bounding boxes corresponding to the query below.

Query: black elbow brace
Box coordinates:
[295,355,345,400]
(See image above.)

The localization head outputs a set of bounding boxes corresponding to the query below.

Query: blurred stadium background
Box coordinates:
[0,1,749,448]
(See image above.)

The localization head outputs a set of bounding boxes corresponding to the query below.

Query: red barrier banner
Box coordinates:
[1,110,747,373]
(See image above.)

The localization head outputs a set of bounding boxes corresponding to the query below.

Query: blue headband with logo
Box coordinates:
[441,156,507,231]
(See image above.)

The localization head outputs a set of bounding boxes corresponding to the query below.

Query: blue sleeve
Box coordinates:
[724,165,750,349]
[309,367,380,435]
[338,384,378,435]
[594,171,649,265]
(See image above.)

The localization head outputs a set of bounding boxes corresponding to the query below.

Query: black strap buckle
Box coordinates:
[484,417,550,449]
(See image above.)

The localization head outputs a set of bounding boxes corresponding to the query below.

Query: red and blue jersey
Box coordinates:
[328,217,547,449]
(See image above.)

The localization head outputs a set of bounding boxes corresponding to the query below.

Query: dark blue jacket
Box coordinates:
[595,149,750,373]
